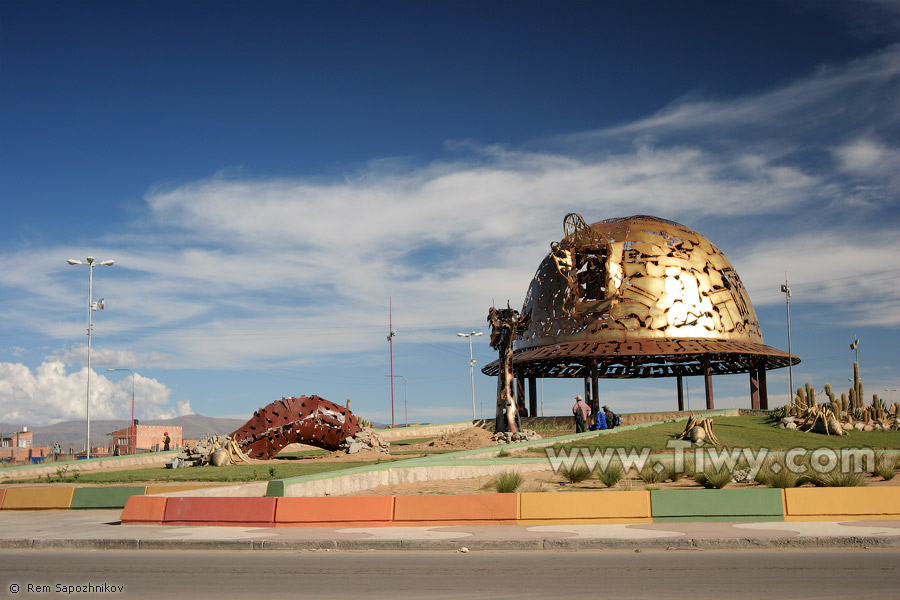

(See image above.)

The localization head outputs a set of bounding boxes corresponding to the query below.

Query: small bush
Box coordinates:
[811,470,868,487]
[596,462,624,488]
[637,462,666,485]
[762,468,800,488]
[560,464,592,484]
[496,449,511,458]
[695,467,731,489]
[494,471,524,493]
[874,453,897,481]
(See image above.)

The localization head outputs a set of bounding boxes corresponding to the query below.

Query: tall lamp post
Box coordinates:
[780,272,793,405]
[107,368,135,455]
[457,331,483,421]
[67,256,114,459]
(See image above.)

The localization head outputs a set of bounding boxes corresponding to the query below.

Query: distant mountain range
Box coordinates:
[0,414,245,449]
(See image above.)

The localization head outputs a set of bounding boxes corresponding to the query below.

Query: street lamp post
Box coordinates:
[457,331,483,421]
[107,368,135,455]
[67,256,114,459]
[780,272,793,405]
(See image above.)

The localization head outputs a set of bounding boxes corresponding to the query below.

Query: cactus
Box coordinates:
[841,393,849,414]
[796,386,807,411]
[805,382,816,406]
[824,383,835,403]
[849,387,858,412]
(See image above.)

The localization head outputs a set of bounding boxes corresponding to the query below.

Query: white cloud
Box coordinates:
[0,360,187,426]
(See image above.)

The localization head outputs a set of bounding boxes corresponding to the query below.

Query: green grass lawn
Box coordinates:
[550,415,900,453]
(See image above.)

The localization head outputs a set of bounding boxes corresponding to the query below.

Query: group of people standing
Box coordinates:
[572,395,619,433]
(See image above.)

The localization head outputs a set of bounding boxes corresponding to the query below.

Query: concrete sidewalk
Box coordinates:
[1,510,898,551]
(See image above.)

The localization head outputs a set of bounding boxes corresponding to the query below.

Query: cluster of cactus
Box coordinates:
[785,362,899,426]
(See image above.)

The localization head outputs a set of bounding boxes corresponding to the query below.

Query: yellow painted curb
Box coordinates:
[783,487,900,521]
[519,491,652,524]
[1,487,75,510]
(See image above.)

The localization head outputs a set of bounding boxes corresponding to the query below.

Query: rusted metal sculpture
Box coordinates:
[484,214,799,412]
[488,305,530,433]
[230,395,362,460]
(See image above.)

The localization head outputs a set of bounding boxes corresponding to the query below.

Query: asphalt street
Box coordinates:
[2,548,898,599]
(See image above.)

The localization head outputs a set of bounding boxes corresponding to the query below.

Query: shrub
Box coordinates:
[560,464,592,484]
[494,471,524,493]
[695,466,731,489]
[496,449,511,458]
[637,462,666,485]
[596,462,624,488]
[874,452,897,481]
[811,470,868,487]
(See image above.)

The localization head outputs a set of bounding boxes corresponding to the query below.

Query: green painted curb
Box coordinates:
[650,488,784,519]
[71,486,148,509]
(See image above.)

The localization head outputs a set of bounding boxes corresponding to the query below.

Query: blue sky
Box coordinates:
[1,0,898,432]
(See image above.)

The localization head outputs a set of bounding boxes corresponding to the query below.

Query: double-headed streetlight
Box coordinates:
[780,272,793,404]
[67,256,114,459]
[107,368,135,455]
[457,331,483,421]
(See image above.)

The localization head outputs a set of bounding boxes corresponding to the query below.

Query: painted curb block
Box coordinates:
[275,496,394,527]
[1,487,75,510]
[784,487,900,521]
[163,496,277,526]
[519,491,652,524]
[0,489,5,508]
[393,493,519,526]
[71,486,148,509]
[651,488,784,522]
[121,496,168,524]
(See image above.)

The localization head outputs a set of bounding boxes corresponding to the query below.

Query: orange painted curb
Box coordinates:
[163,497,277,525]
[1,487,75,510]
[275,496,394,527]
[121,496,168,524]
[0,489,6,509]
[393,493,518,525]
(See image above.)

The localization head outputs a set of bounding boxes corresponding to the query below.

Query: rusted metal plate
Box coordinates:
[482,338,798,379]
[230,395,362,459]
[483,214,798,381]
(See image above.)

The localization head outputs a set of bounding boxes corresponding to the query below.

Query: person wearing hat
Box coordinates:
[572,395,591,433]
[163,431,171,451]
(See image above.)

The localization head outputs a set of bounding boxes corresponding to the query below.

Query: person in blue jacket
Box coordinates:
[591,409,608,431]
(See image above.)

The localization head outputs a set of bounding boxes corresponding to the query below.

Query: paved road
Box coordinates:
[2,549,898,599]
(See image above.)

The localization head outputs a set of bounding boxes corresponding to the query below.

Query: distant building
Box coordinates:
[0,427,50,463]
[107,424,183,454]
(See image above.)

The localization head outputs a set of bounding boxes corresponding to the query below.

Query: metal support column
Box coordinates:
[528,376,537,419]
[758,367,769,410]
[677,375,685,411]
[750,368,760,410]
[703,360,714,410]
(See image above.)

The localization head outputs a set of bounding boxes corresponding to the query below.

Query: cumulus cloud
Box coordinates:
[0,360,189,426]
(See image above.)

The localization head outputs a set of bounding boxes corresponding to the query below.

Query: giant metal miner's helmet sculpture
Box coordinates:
[484,214,798,381]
